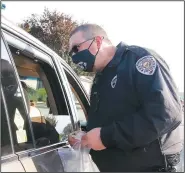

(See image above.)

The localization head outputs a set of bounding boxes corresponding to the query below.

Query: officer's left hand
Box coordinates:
[81,128,106,151]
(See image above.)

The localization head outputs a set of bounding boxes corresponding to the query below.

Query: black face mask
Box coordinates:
[72,39,99,72]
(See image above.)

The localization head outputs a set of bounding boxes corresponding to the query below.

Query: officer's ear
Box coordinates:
[95,36,103,49]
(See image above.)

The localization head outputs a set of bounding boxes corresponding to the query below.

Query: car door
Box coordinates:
[2,29,77,172]
[1,33,26,172]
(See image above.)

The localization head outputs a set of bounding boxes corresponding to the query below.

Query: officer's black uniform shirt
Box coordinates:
[86,42,183,171]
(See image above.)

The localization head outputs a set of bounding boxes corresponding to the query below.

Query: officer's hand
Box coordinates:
[68,134,79,147]
[81,128,106,151]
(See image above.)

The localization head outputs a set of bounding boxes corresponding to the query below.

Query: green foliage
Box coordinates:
[36,88,47,102]
[26,86,47,102]
[28,94,37,102]
[26,86,37,101]
[19,8,94,77]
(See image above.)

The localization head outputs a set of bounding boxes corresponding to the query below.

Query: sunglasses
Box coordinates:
[69,38,94,56]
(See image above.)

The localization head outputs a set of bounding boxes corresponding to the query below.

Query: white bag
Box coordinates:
[58,131,99,172]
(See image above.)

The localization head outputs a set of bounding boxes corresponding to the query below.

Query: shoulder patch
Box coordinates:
[136,55,157,75]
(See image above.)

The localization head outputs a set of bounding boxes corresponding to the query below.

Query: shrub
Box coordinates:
[36,88,47,102]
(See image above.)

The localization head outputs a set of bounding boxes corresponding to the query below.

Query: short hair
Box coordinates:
[70,24,111,43]
[20,81,28,90]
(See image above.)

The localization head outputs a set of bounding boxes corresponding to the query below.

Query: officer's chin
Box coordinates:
[93,64,103,72]
[92,66,97,72]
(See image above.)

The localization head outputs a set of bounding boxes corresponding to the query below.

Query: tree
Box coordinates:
[19,8,94,76]
[36,88,47,102]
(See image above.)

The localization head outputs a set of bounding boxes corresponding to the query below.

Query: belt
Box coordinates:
[144,153,181,172]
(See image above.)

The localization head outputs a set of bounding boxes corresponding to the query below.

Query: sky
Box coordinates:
[2,1,184,92]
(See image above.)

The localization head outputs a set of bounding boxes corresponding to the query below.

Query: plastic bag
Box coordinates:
[175,147,184,172]
[58,131,99,172]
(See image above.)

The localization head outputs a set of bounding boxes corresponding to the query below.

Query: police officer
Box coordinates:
[68,24,183,172]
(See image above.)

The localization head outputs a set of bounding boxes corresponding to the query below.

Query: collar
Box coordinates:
[107,42,128,68]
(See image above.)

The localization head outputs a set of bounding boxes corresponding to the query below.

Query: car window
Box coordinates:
[71,86,87,124]
[64,69,90,127]
[6,41,73,148]
[1,37,34,154]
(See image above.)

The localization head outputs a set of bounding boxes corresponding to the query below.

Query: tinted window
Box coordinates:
[7,43,73,147]
[1,37,34,153]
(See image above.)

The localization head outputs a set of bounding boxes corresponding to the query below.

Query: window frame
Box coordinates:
[1,29,78,150]
[1,83,15,156]
[63,65,91,120]
[1,31,37,152]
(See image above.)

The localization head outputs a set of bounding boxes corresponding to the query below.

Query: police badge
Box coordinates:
[136,55,157,75]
